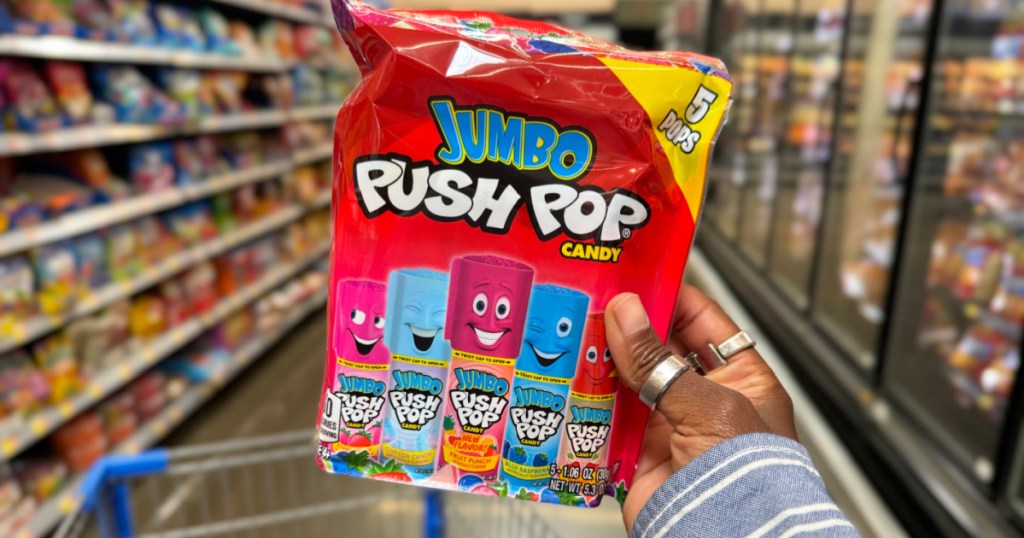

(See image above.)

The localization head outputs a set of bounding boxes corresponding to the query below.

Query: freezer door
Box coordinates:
[883,7,1023,482]
[810,0,933,368]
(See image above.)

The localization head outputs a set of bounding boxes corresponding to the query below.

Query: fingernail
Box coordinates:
[612,294,649,336]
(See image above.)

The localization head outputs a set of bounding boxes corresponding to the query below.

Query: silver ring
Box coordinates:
[639,354,689,410]
[637,331,756,410]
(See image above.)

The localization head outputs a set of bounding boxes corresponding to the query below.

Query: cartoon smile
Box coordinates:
[586,370,609,386]
[471,325,508,348]
[348,329,381,356]
[408,325,440,352]
[529,344,566,368]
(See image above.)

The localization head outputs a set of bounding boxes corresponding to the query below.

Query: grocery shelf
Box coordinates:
[311,190,332,209]
[209,0,331,26]
[0,241,328,462]
[17,287,328,538]
[0,105,339,157]
[0,160,292,259]
[0,205,309,356]
[0,35,292,72]
[293,142,333,166]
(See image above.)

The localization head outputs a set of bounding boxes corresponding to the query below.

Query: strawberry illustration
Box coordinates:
[367,459,412,482]
[348,431,372,448]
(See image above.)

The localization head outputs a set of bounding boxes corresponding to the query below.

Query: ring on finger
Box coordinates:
[637,331,756,410]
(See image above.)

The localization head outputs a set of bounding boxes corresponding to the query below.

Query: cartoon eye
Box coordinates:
[556,317,572,338]
[374,315,385,329]
[585,346,598,363]
[350,309,366,325]
[495,297,511,320]
[603,348,612,362]
[473,293,487,316]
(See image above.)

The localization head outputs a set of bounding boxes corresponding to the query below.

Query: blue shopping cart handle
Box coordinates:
[79,450,170,511]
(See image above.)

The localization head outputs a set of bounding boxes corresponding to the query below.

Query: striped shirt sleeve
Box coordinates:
[630,433,861,538]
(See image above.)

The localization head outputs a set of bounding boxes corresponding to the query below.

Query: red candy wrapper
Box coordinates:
[315,0,732,508]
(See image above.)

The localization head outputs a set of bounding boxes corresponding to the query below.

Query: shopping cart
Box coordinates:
[52,430,564,538]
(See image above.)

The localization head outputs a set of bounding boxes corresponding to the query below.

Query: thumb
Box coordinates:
[604,294,768,441]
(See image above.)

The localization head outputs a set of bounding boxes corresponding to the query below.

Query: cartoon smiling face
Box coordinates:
[334,279,389,365]
[446,255,534,358]
[517,285,589,379]
[571,314,618,395]
[385,269,451,360]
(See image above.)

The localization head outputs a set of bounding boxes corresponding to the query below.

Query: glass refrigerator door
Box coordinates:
[884,3,1023,481]
[810,0,933,367]
[737,0,797,267]
[765,0,844,307]
[704,0,762,240]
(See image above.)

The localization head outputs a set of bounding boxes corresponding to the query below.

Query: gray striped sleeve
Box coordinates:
[630,433,860,538]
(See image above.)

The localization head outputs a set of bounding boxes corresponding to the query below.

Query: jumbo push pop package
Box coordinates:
[315,0,732,507]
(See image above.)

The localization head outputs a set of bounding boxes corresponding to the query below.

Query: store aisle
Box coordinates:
[162,311,626,538]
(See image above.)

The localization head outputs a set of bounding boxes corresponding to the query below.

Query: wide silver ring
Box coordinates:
[639,354,689,410]
[637,331,756,410]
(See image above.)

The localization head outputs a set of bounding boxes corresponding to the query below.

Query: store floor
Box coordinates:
[161,312,627,538]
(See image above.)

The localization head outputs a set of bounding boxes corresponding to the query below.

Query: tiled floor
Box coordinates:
[162,312,627,538]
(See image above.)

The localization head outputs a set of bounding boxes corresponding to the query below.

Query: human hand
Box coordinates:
[605,285,797,530]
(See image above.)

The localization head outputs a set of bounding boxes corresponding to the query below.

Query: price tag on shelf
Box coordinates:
[172,328,187,347]
[1,438,15,456]
[59,494,77,514]
[30,417,47,435]
[123,441,140,454]
[153,420,167,436]
[117,364,132,381]
[58,403,74,419]
[170,408,182,421]
[87,384,103,398]
[143,346,157,364]
[14,529,32,538]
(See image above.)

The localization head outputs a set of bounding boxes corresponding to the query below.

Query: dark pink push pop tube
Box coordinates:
[437,255,534,487]
[320,280,390,457]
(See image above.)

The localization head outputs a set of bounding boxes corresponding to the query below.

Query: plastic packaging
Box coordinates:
[316,0,731,507]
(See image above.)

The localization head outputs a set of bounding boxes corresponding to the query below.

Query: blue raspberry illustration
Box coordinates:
[540,489,560,504]
[532,453,549,466]
[503,441,511,459]
[510,446,528,464]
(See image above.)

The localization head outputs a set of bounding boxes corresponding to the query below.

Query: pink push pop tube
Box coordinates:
[320,280,389,457]
[437,255,533,488]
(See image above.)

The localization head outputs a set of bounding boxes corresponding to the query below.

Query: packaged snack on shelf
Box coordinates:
[52,412,108,472]
[32,242,79,315]
[74,232,109,290]
[31,330,81,403]
[53,149,131,202]
[159,344,230,382]
[210,193,236,233]
[129,294,167,340]
[292,66,325,107]
[173,139,205,185]
[0,258,36,336]
[228,20,259,56]
[182,262,217,314]
[101,391,137,445]
[1,60,66,132]
[130,372,165,420]
[259,20,295,61]
[0,466,35,538]
[108,0,156,45]
[316,1,731,507]
[196,135,230,177]
[136,216,181,264]
[43,61,94,125]
[213,308,254,350]
[66,315,113,376]
[129,142,177,193]
[8,174,95,218]
[219,131,261,168]
[7,0,75,36]
[160,69,202,120]
[158,279,188,326]
[207,72,249,114]
[178,6,206,52]
[71,0,119,41]
[231,184,259,222]
[164,202,217,245]
[106,223,142,282]
[12,457,66,501]
[200,8,239,56]
[0,351,50,419]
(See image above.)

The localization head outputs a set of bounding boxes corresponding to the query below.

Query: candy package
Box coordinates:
[315,1,732,508]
